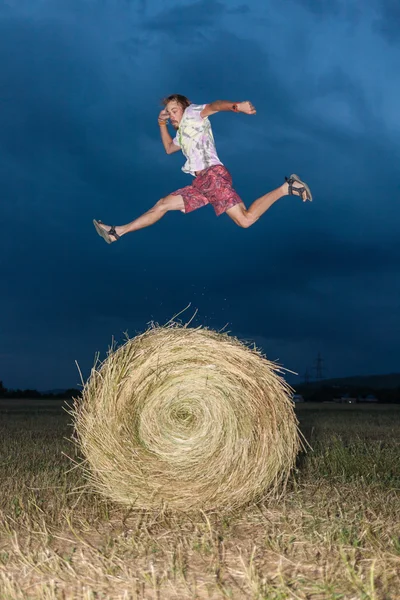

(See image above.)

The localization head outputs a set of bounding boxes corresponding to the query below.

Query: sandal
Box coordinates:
[93,219,120,244]
[285,174,313,202]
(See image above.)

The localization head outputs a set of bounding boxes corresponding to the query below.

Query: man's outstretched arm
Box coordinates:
[200,100,256,118]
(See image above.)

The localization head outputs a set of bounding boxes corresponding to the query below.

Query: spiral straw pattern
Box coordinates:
[72,324,301,512]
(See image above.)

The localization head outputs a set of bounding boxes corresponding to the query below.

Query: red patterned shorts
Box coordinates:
[171,164,243,216]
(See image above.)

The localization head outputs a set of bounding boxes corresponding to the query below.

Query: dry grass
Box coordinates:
[72,325,300,511]
[0,405,399,599]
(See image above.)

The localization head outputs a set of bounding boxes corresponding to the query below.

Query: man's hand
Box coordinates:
[237,101,256,115]
[158,108,169,122]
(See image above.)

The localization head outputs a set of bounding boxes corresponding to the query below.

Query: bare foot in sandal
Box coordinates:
[93,220,121,244]
[284,174,313,202]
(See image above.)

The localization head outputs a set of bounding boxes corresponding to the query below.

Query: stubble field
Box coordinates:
[0,402,399,599]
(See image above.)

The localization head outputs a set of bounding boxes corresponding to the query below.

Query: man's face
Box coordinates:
[166,100,184,130]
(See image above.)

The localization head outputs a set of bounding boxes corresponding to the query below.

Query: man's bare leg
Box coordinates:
[226,178,310,228]
[96,194,185,242]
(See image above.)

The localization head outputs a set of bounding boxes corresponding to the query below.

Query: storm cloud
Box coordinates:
[0,0,399,389]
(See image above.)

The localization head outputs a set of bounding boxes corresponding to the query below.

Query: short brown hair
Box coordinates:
[161,94,191,111]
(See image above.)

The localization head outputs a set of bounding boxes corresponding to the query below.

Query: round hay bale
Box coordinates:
[72,324,301,512]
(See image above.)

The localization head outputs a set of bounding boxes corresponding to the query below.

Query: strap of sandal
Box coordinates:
[285,176,305,197]
[108,226,120,240]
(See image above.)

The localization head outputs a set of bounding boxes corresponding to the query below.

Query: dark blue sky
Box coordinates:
[1,0,399,390]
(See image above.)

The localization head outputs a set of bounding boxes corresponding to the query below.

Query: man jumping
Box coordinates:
[93,94,312,243]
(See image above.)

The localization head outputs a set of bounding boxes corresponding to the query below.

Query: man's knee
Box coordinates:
[155,194,184,213]
[233,211,257,228]
[226,204,257,228]
[155,196,171,212]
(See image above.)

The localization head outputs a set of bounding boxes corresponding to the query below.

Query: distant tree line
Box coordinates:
[295,383,400,403]
[0,381,81,399]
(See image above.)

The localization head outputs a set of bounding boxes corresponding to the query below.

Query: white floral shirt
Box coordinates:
[173,104,223,176]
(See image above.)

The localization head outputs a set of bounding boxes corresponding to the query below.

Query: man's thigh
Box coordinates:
[170,186,209,214]
[162,193,186,213]
[225,202,247,219]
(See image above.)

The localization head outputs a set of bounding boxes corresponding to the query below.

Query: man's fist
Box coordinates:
[237,101,256,115]
[158,108,169,121]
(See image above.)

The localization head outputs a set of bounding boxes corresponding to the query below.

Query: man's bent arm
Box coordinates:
[201,100,256,118]
[159,123,180,154]
[201,101,238,117]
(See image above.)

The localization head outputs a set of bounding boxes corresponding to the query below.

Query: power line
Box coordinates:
[314,351,325,380]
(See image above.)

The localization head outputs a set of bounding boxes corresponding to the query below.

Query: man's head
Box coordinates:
[162,94,190,129]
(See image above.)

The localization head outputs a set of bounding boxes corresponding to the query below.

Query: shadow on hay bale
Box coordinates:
[72,324,301,512]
